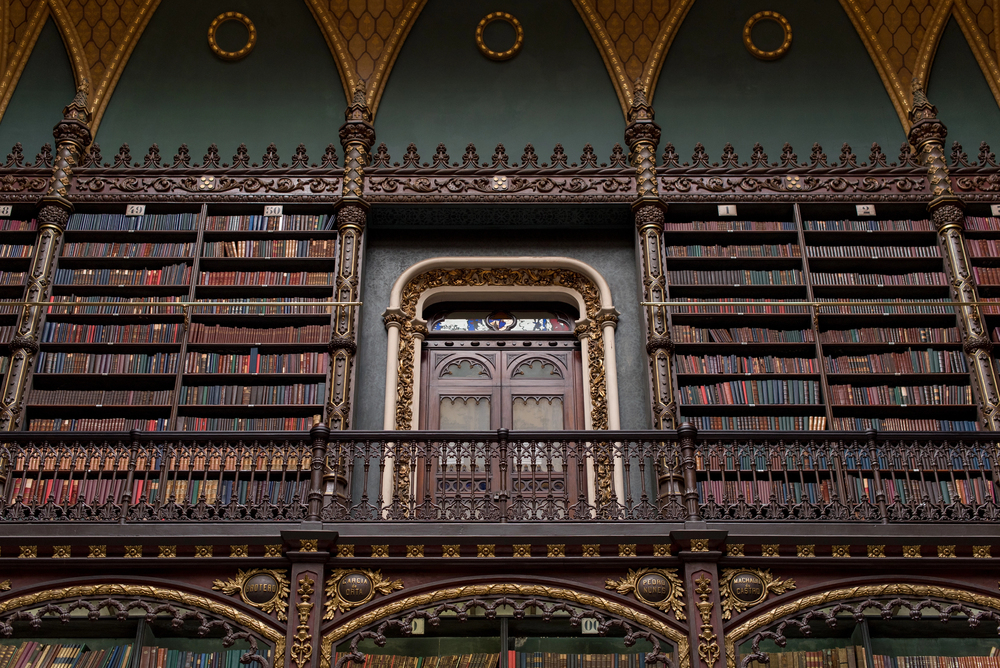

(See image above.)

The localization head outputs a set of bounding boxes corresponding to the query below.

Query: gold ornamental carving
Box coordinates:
[212,568,291,621]
[475,12,523,61]
[743,11,791,61]
[323,569,403,619]
[88,545,106,558]
[725,583,1000,668]
[319,583,690,668]
[695,576,720,668]
[290,576,315,668]
[718,569,795,620]
[975,545,992,558]
[0,584,285,668]
[605,568,686,620]
[0,580,10,591]
[207,12,257,61]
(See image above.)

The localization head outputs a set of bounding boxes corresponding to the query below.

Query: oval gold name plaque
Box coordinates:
[242,572,280,605]
[729,571,767,605]
[338,572,374,604]
[634,572,672,605]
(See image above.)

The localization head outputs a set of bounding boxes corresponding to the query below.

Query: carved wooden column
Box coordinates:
[626,82,677,431]
[908,82,1000,431]
[326,83,375,431]
[0,84,91,431]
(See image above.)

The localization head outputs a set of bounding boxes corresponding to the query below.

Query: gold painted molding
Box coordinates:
[571,0,697,116]
[837,0,954,131]
[724,583,1000,668]
[319,583,690,668]
[0,583,285,668]
[303,0,426,115]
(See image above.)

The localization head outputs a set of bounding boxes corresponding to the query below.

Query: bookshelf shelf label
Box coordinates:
[992,204,1000,216]
[0,205,12,217]
[718,205,738,216]
[263,205,283,217]
[856,204,876,216]
[581,617,600,634]
[125,204,146,217]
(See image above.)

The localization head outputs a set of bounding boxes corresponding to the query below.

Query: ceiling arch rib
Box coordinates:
[303,0,426,116]
[0,0,51,123]
[571,0,696,117]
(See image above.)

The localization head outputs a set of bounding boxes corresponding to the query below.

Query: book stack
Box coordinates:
[203,239,336,257]
[184,350,328,374]
[743,646,867,668]
[68,213,197,231]
[54,265,191,286]
[205,214,326,231]
[667,243,801,257]
[825,350,967,374]
[40,322,183,344]
[828,385,971,406]
[0,643,133,668]
[188,323,330,343]
[142,647,265,668]
[198,271,334,286]
[62,242,194,257]
[36,352,179,374]
[179,383,324,405]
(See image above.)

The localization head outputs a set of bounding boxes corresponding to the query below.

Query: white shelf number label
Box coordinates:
[718,204,737,216]
[581,618,599,635]
[264,205,283,217]
[856,204,875,216]
[0,205,12,217]
[991,204,1000,216]
[125,204,145,216]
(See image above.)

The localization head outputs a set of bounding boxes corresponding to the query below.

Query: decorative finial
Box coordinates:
[632,78,647,106]
[911,78,929,109]
[352,81,366,105]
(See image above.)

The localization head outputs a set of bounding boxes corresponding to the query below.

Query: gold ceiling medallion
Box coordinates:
[719,569,795,620]
[323,569,403,619]
[605,568,686,620]
[743,11,792,61]
[476,12,524,61]
[212,568,291,621]
[208,12,257,62]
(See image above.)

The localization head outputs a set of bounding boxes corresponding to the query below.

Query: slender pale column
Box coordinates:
[908,82,1000,431]
[0,84,91,431]
[326,83,375,430]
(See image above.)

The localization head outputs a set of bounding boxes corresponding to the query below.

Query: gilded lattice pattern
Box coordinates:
[304,0,425,113]
[953,0,1000,107]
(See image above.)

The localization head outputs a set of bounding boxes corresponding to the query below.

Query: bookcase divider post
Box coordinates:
[678,421,701,521]
[865,429,889,522]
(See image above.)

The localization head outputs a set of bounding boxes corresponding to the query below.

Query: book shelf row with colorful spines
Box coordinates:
[162,478,308,506]
[813,298,954,314]
[667,269,803,285]
[872,655,1000,668]
[178,383,324,405]
[697,477,833,505]
[669,298,810,314]
[188,323,331,343]
[27,418,171,431]
[665,243,801,257]
[197,271,335,286]
[0,271,25,285]
[190,298,335,314]
[819,327,961,343]
[973,267,1000,285]
[53,264,191,286]
[202,239,336,257]
[680,415,827,430]
[332,653,647,668]
[40,322,184,343]
[847,474,997,506]
[140,647,265,668]
[335,654,500,668]
[664,220,798,231]
[67,213,198,231]
[964,238,1000,256]
[184,351,329,374]
[0,219,36,231]
[205,214,327,231]
[743,646,867,668]
[804,219,932,231]
[178,416,314,430]
[674,355,818,374]
[0,244,33,257]
[61,242,195,257]
[35,352,179,374]
[680,380,821,405]
[673,327,815,343]
[963,215,1000,231]
[0,641,133,668]
[829,417,978,431]
[824,350,967,374]
[810,272,947,286]
[46,296,184,314]
[8,475,150,505]
[805,245,941,258]
[27,389,173,405]
[828,385,971,406]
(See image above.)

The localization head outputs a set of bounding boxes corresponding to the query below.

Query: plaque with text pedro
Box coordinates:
[634,572,672,606]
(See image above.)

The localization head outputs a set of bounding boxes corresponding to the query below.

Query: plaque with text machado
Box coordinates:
[719,569,795,620]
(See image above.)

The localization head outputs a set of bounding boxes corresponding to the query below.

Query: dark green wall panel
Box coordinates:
[374,0,624,166]
[0,19,75,157]
[96,0,345,161]
[651,0,905,164]
[928,18,1000,160]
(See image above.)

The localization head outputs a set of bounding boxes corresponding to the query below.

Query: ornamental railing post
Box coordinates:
[678,421,701,521]
[497,428,509,522]
[866,428,889,523]
[308,419,330,521]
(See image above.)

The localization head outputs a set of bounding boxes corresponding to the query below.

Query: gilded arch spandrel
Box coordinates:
[303,0,427,116]
[0,0,51,124]
[951,0,1000,109]
[838,0,954,131]
[571,0,697,117]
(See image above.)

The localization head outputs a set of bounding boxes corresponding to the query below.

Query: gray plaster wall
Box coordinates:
[353,219,651,432]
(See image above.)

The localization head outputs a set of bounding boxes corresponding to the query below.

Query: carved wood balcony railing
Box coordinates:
[0,426,996,523]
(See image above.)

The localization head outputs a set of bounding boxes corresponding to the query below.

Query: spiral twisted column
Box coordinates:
[0,83,91,431]
[908,81,1000,431]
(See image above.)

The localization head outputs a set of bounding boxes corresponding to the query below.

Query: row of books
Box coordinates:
[178,416,314,430]
[810,271,947,286]
[0,271,25,285]
[40,322,183,343]
[163,478,308,505]
[819,327,961,343]
[8,475,137,506]
[674,326,815,343]
[0,243,32,257]
[674,355,818,374]
[0,642,133,668]
[664,221,797,231]
[62,242,194,258]
[667,269,803,285]
[187,298,335,314]
[189,323,331,343]
[139,647,265,668]
[178,383,325,405]
[872,656,1000,668]
[964,215,1000,231]
[805,245,940,258]
[68,213,198,231]
[666,243,801,257]
[205,214,327,231]
[824,350,968,374]
[680,379,821,405]
[202,239,337,257]
[341,654,501,668]
[804,219,932,231]
[184,350,329,374]
[53,265,192,286]
[680,415,827,430]
[27,389,173,405]
[28,418,170,430]
[698,477,833,505]
[668,298,809,314]
[973,267,1000,285]
[964,238,1000,256]
[827,384,971,406]
[866,474,997,506]
[36,352,178,374]
[744,647,867,668]
[197,271,335,286]
[829,417,979,431]
[47,295,184,314]
[0,219,36,231]
[813,298,955,314]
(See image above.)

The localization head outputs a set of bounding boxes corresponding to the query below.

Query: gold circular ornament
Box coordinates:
[475,12,523,61]
[743,11,792,61]
[208,12,257,62]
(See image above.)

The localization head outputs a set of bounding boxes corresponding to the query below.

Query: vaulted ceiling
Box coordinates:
[0,0,999,134]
